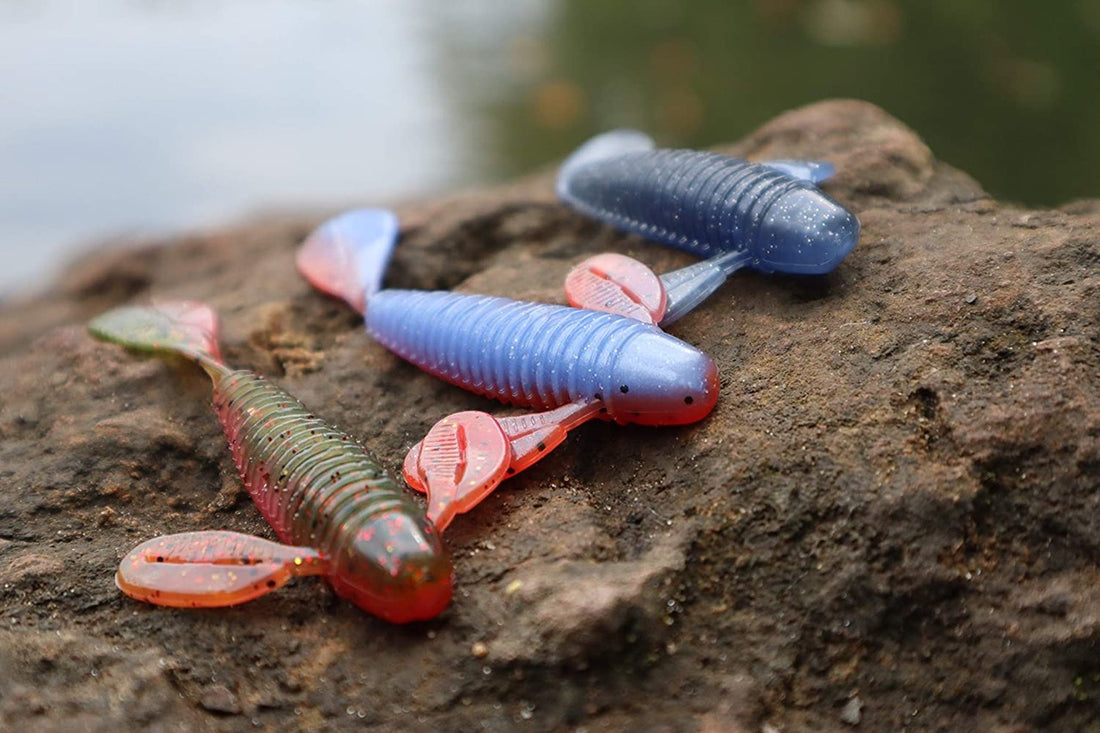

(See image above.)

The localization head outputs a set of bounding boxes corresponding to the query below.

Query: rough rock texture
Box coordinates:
[1,100,1097,731]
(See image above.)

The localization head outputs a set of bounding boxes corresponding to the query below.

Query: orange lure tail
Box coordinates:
[403,401,604,529]
[116,531,328,609]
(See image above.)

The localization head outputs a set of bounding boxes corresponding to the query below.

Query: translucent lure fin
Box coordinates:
[557,129,657,197]
[659,249,753,326]
[563,249,754,328]
[494,400,604,473]
[297,208,399,315]
[116,531,328,609]
[402,412,511,532]
[403,401,604,526]
[759,159,836,185]
[88,301,223,366]
[564,253,667,323]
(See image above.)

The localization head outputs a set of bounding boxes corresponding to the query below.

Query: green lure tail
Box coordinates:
[88,301,225,369]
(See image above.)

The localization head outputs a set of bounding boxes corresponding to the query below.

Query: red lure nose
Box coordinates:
[602,328,720,426]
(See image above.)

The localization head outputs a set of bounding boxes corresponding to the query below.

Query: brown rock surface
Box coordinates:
[1,100,1097,731]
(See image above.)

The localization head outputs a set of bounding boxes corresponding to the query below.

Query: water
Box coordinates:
[2,0,1097,298]
[0,0,542,296]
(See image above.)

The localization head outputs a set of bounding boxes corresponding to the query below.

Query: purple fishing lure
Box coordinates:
[297,209,722,528]
[297,212,719,427]
[365,289,718,426]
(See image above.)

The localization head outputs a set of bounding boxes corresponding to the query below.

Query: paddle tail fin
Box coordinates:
[564,252,667,324]
[116,531,327,608]
[403,412,511,532]
[297,208,399,315]
[88,301,223,367]
[557,129,657,198]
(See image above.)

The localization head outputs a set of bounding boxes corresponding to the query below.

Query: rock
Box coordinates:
[484,531,687,667]
[0,100,1097,731]
[840,695,863,725]
[198,684,242,715]
[0,630,204,728]
[1,552,65,588]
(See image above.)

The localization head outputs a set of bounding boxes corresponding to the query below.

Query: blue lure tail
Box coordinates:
[562,248,752,327]
[556,129,657,198]
[561,248,751,327]
[296,208,399,315]
[658,250,753,326]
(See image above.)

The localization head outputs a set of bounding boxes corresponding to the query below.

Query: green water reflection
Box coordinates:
[456,0,1100,206]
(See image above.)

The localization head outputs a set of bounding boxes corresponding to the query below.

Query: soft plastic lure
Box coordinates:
[564,248,753,327]
[297,210,719,529]
[556,129,860,276]
[89,302,455,622]
[556,130,861,327]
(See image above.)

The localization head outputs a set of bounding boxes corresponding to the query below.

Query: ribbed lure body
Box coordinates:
[558,147,859,275]
[366,289,718,426]
[209,367,452,621]
[88,302,452,623]
[298,210,724,528]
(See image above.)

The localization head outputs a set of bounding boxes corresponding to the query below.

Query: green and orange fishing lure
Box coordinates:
[89,302,492,622]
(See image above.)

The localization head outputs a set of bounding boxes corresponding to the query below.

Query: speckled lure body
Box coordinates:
[210,368,448,609]
[556,130,859,275]
[366,289,718,426]
[90,302,452,622]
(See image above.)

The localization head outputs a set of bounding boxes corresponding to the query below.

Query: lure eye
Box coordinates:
[607,333,719,426]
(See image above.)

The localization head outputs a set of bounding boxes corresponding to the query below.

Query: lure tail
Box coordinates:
[557,129,656,199]
[562,249,753,327]
[657,249,753,326]
[88,301,224,370]
[564,252,668,325]
[116,531,328,608]
[296,208,399,315]
[403,402,605,529]
[402,412,511,531]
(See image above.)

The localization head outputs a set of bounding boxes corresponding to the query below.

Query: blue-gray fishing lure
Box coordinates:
[556,130,859,277]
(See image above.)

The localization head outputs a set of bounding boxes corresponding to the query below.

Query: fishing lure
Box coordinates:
[89,301,458,623]
[397,247,762,528]
[297,210,720,529]
[564,248,752,327]
[556,129,860,276]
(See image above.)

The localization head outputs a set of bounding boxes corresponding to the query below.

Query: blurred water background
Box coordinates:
[2,0,1098,298]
